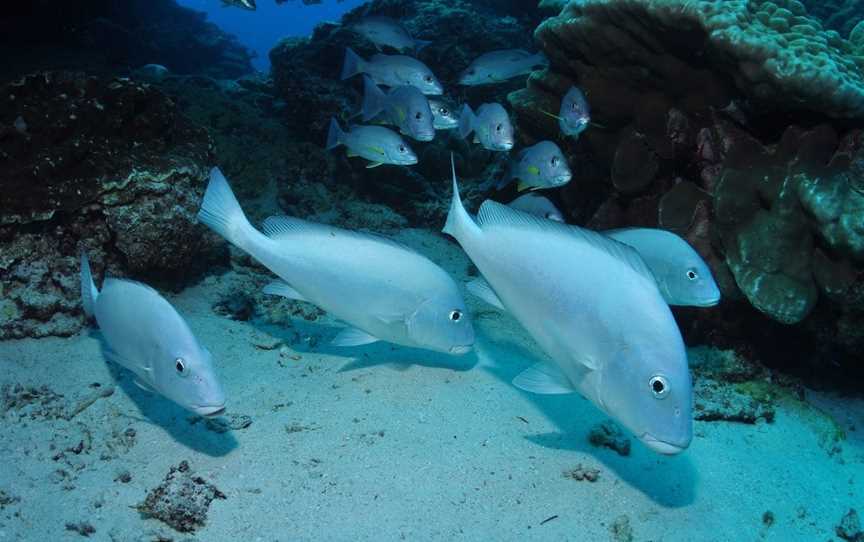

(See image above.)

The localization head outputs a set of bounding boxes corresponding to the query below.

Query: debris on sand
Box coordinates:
[562,464,600,482]
[588,421,631,456]
[137,461,226,533]
[837,509,862,542]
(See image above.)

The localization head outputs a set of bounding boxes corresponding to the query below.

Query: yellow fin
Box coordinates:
[527,165,540,176]
[366,145,385,156]
[346,149,359,157]
[516,181,531,191]
[396,107,406,123]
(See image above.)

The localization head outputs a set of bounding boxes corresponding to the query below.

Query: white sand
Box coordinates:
[0,228,860,541]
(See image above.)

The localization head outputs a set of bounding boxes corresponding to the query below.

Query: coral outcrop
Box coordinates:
[0,71,219,339]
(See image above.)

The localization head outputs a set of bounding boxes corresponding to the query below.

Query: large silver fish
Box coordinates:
[605,228,720,307]
[352,16,431,53]
[500,140,571,191]
[360,76,435,142]
[457,103,514,151]
[341,47,442,95]
[80,253,226,417]
[458,49,547,86]
[221,0,256,10]
[326,117,417,168]
[197,168,475,355]
[443,157,692,455]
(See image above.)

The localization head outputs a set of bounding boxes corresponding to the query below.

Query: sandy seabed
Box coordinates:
[0,229,861,542]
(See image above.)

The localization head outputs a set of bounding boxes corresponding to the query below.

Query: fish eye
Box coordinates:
[686,269,698,280]
[448,310,462,322]
[439,107,448,115]
[415,111,422,120]
[495,123,502,132]
[398,144,406,153]
[571,103,579,111]
[649,375,669,399]
[551,156,559,167]
[175,357,188,376]
[424,75,433,82]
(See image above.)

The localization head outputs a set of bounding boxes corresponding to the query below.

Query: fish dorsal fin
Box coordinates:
[476,201,655,282]
[262,280,307,302]
[332,327,380,347]
[512,362,575,395]
[262,216,418,254]
[466,277,505,311]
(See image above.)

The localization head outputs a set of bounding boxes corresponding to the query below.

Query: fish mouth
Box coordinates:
[194,404,226,418]
[640,433,687,455]
[553,174,572,186]
[448,345,473,355]
[694,296,721,307]
[493,141,514,151]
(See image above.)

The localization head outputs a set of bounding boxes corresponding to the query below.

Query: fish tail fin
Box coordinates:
[457,104,475,140]
[442,153,481,243]
[197,167,256,251]
[360,75,386,121]
[340,47,365,80]
[414,39,433,52]
[80,251,99,319]
[326,117,344,150]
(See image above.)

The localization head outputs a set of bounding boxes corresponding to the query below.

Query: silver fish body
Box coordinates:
[341,47,442,95]
[508,193,564,222]
[502,140,571,190]
[352,16,432,53]
[458,49,547,85]
[361,76,434,142]
[221,0,256,10]
[605,228,720,307]
[80,254,225,417]
[457,103,513,151]
[197,168,474,355]
[443,158,692,455]
[326,117,417,167]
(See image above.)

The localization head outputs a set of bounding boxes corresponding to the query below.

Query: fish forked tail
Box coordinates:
[457,104,475,140]
[197,167,256,252]
[80,251,100,319]
[442,153,481,243]
[326,117,345,150]
[340,47,365,80]
[360,75,387,122]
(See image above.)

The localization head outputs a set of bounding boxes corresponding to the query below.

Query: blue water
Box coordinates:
[177,0,368,71]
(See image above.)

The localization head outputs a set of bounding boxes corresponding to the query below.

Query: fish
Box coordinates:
[80,252,226,417]
[326,117,417,168]
[500,140,571,191]
[132,64,170,83]
[604,228,721,307]
[341,47,442,95]
[458,49,548,86]
[221,0,256,10]
[457,103,513,151]
[541,86,591,138]
[508,193,564,222]
[352,16,432,53]
[197,168,475,355]
[428,98,459,130]
[360,76,435,142]
[443,156,692,455]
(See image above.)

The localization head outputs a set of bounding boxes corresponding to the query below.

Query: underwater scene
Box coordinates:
[1,0,864,540]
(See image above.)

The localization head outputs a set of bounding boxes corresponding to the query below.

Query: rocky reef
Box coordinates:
[508,0,864,375]
[0,71,220,339]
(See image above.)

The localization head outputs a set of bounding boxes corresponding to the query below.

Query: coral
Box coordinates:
[137,461,226,534]
[0,71,220,339]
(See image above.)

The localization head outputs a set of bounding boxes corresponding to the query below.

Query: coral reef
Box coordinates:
[137,461,226,533]
[0,71,220,339]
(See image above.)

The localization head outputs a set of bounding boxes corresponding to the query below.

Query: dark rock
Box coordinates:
[64,522,96,538]
[137,461,226,533]
[0,490,20,510]
[588,420,631,456]
[0,71,221,339]
[837,509,863,542]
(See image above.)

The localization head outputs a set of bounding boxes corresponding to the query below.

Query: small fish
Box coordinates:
[428,98,459,130]
[604,228,720,307]
[360,76,434,142]
[132,64,170,83]
[457,103,513,151]
[197,168,475,355]
[341,47,442,95]
[221,0,256,10]
[352,16,432,53]
[443,156,692,455]
[541,86,591,138]
[508,193,564,222]
[458,49,548,86]
[326,117,417,168]
[80,253,225,417]
[501,140,571,191]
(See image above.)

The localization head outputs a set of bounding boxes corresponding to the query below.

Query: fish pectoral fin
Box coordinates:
[262,280,307,302]
[133,378,156,393]
[366,161,384,168]
[512,363,575,395]
[346,149,359,157]
[332,327,381,347]
[473,136,480,144]
[516,181,533,192]
[466,278,505,311]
